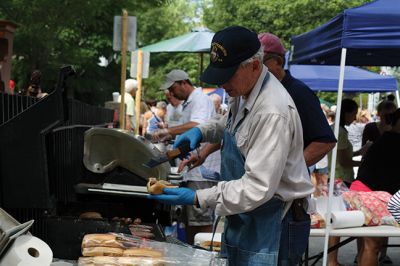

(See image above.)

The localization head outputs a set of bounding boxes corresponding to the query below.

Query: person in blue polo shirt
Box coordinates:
[258,33,336,166]
[258,32,337,265]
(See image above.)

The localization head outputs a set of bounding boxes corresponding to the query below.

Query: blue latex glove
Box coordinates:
[173,127,202,151]
[147,187,196,205]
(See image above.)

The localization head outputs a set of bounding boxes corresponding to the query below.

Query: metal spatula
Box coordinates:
[143,142,191,168]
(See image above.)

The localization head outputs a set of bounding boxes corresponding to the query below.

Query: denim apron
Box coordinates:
[221,73,284,266]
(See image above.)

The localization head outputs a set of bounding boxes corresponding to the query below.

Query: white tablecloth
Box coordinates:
[310,225,400,237]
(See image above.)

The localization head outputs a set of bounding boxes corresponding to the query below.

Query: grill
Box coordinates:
[0,66,171,259]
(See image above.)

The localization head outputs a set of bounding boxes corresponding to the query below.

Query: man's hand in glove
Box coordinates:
[152,128,172,142]
[173,127,202,150]
[147,187,197,206]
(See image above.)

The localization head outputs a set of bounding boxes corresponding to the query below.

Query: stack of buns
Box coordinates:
[79,234,164,266]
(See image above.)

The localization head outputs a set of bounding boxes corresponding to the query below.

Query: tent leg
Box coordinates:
[322,48,347,266]
[199,53,204,87]
[396,90,400,107]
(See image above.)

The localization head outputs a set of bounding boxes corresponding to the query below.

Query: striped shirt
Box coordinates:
[388,190,400,224]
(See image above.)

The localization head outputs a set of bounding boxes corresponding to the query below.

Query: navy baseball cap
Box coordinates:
[200,26,261,85]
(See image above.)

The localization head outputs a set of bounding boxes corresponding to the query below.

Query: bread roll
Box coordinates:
[82,234,140,249]
[147,177,177,195]
[201,240,221,247]
[79,212,102,219]
[123,248,163,258]
[82,246,124,257]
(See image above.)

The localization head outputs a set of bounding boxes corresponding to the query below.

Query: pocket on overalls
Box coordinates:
[225,244,279,266]
[224,198,284,266]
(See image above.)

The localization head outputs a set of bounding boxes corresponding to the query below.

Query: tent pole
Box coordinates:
[322,48,347,266]
[396,90,400,107]
[199,53,204,87]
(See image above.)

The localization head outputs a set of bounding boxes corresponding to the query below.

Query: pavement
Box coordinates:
[307,236,400,266]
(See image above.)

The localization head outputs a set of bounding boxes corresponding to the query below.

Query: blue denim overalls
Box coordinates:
[221,73,284,266]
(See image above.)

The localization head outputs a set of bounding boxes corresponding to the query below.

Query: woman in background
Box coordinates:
[351,108,400,266]
[334,99,371,187]
[328,99,371,266]
[362,100,396,145]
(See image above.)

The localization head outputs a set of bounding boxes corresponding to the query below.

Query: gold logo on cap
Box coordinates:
[210,42,227,63]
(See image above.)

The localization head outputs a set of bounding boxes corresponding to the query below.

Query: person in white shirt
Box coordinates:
[152,69,220,244]
[118,79,137,132]
[149,26,314,265]
[164,90,183,128]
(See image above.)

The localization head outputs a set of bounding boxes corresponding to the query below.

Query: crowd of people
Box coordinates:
[116,26,400,266]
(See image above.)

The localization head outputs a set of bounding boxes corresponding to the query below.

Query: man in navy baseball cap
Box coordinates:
[163,25,314,266]
[200,26,261,85]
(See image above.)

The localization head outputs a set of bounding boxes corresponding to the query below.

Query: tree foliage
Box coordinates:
[136,0,200,101]
[202,0,372,104]
[0,0,166,105]
[0,0,378,105]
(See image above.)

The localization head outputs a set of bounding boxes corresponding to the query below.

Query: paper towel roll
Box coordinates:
[330,211,365,229]
[0,235,53,266]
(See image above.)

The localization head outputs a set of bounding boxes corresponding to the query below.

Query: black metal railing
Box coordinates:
[0,92,40,125]
[0,73,113,239]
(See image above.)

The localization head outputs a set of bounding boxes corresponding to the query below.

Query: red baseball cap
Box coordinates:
[9,80,15,90]
[258,33,285,56]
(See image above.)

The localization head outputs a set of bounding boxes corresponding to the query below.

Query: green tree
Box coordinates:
[136,0,201,101]
[202,0,371,105]
[203,0,370,47]
[0,0,165,105]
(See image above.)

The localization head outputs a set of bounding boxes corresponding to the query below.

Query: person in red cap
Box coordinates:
[258,32,336,166]
[9,79,15,93]
[259,33,337,265]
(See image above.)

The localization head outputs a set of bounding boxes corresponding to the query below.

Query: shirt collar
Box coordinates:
[182,88,198,109]
[242,66,269,114]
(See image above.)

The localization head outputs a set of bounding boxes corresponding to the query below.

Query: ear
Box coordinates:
[252,59,262,71]
[275,56,284,67]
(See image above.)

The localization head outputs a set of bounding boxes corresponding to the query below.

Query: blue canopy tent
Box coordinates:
[290,65,398,92]
[290,0,400,66]
[290,1,400,264]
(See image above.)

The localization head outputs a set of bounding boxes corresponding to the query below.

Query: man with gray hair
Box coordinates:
[149,26,314,265]
[118,78,138,132]
[209,93,222,115]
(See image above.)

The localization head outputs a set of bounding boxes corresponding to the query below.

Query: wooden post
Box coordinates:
[119,10,128,130]
[135,50,143,135]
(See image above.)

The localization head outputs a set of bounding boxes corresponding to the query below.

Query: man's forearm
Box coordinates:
[304,141,335,166]
[200,142,221,158]
[168,121,199,137]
